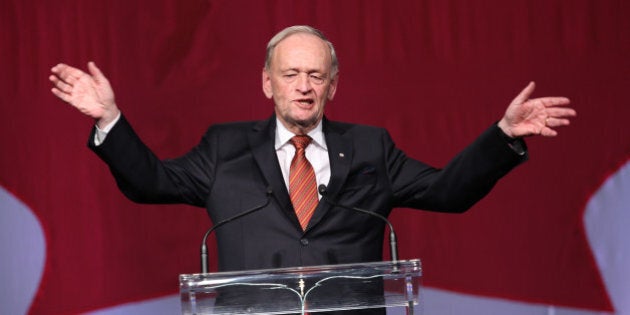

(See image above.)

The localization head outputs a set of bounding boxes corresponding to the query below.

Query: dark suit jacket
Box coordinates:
[90,114,526,272]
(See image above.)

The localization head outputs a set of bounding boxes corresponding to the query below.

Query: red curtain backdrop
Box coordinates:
[1,0,628,314]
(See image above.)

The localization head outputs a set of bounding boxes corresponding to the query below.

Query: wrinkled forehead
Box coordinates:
[270,33,333,71]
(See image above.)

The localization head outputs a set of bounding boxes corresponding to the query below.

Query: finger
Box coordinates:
[54,64,86,85]
[51,87,73,103]
[51,64,71,85]
[511,81,536,105]
[65,69,85,85]
[49,75,74,93]
[537,97,571,107]
[87,61,107,83]
[49,74,74,91]
[51,63,74,77]
[545,117,571,128]
[48,74,59,84]
[546,107,577,118]
[540,127,558,137]
[50,63,67,74]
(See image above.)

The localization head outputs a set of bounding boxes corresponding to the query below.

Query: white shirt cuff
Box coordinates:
[93,112,122,146]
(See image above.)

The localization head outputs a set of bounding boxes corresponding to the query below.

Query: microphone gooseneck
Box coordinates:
[200,186,273,274]
[318,184,399,265]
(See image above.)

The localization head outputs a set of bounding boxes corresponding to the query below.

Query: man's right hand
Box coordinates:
[50,62,119,129]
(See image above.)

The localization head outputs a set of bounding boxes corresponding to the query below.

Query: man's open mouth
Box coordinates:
[295,98,314,105]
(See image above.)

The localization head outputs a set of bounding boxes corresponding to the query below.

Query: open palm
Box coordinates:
[50,62,119,127]
[498,82,576,138]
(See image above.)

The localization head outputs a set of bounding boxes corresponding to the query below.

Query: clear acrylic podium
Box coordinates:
[180,259,422,314]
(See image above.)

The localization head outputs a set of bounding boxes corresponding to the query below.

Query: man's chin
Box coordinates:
[285,116,320,131]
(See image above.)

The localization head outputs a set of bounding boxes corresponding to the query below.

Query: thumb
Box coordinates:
[511,81,535,105]
[87,61,107,83]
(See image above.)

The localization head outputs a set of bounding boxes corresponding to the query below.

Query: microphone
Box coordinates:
[318,184,399,266]
[200,186,273,273]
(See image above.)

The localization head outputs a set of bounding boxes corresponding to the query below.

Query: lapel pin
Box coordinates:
[339,153,345,158]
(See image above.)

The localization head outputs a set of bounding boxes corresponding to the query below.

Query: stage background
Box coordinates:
[1,0,628,314]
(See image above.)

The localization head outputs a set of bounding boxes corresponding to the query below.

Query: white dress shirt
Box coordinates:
[93,112,121,145]
[274,118,330,199]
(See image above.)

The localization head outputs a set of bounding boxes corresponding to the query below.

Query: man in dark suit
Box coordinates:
[50,25,575,312]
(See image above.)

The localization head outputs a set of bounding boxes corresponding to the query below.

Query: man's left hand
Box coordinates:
[498,82,576,138]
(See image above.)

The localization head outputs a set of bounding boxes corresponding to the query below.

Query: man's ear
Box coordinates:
[327,73,339,100]
[262,68,273,99]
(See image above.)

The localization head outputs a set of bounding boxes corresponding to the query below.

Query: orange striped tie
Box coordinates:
[289,135,318,230]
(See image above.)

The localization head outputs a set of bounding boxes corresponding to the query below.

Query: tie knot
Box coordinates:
[290,135,312,150]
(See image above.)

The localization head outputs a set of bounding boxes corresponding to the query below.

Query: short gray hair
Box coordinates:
[264,25,339,78]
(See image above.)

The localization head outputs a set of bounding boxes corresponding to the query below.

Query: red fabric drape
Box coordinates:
[1,0,628,313]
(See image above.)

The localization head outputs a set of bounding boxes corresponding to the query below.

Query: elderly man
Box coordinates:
[50,25,575,313]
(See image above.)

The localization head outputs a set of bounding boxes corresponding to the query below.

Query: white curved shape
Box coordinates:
[0,186,46,315]
[422,288,610,315]
[584,160,630,314]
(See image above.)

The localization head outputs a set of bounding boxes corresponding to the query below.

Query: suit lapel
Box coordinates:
[249,116,355,233]
[248,116,301,228]
[305,118,353,231]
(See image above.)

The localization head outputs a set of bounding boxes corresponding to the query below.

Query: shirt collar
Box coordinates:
[275,118,327,151]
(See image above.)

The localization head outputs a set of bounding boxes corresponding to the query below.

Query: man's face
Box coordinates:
[262,33,338,134]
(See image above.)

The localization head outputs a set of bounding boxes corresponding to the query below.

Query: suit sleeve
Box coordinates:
[88,114,215,207]
[388,123,528,213]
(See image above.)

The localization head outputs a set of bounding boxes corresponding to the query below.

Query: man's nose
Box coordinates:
[296,73,312,93]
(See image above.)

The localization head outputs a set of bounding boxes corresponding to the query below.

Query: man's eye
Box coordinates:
[309,75,325,83]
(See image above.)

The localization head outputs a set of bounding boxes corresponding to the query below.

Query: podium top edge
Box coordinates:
[180,259,421,279]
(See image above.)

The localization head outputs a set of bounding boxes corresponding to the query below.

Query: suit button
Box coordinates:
[300,238,309,246]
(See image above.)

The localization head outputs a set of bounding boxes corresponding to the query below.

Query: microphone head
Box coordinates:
[318,184,328,195]
[266,186,273,195]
